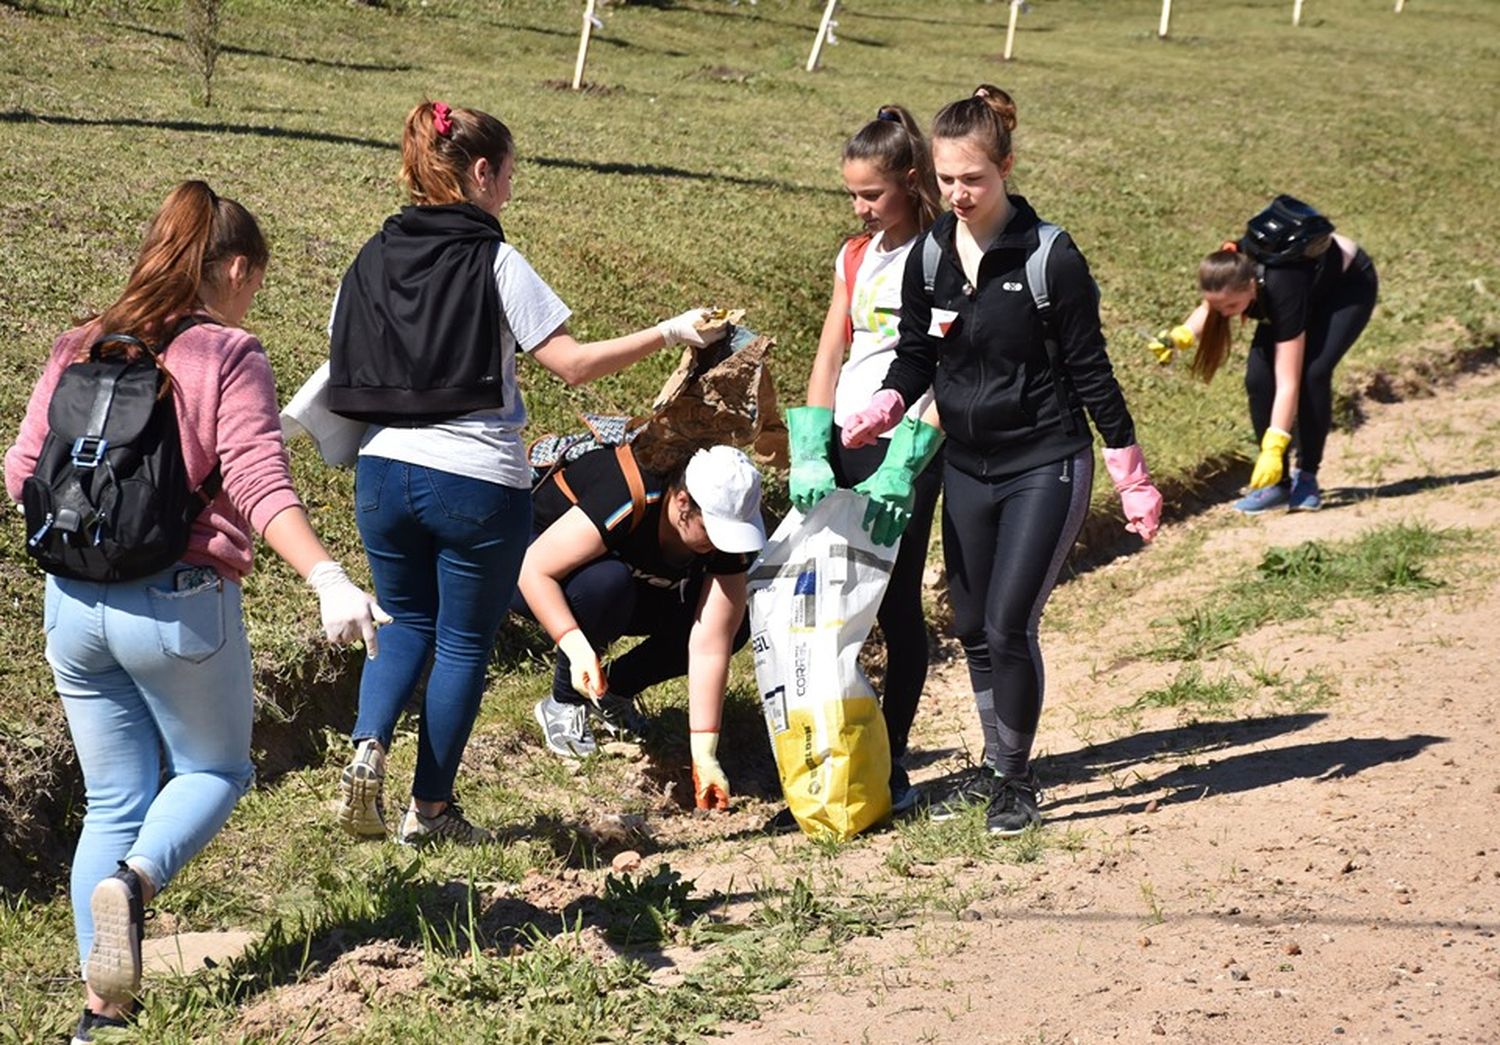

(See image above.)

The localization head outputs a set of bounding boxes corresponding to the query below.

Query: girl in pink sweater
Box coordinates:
[3,181,384,1043]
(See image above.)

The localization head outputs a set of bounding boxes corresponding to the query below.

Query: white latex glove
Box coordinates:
[558,628,607,700]
[656,308,728,349]
[306,561,392,658]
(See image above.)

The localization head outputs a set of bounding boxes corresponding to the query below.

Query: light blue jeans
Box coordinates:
[45,565,256,969]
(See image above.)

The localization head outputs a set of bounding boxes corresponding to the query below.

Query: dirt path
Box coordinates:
[681,368,1500,1044]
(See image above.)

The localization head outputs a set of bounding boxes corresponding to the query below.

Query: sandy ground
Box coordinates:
[687,367,1500,1044]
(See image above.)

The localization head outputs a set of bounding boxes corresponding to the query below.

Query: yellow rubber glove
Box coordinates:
[1249,427,1292,489]
[1146,325,1196,365]
[558,628,607,701]
[690,731,730,811]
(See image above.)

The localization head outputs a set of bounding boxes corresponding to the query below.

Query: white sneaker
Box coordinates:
[336,739,388,838]
[534,696,598,758]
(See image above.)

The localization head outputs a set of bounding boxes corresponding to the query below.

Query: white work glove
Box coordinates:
[690,731,730,811]
[558,628,607,700]
[306,561,391,658]
[656,308,728,349]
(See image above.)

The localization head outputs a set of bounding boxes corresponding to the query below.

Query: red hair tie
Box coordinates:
[1220,240,1239,253]
[433,102,453,137]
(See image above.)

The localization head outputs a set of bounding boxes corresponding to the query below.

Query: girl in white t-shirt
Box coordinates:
[328,100,721,847]
[785,105,942,813]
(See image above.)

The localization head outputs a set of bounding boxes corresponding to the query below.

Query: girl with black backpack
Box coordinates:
[4,181,384,1043]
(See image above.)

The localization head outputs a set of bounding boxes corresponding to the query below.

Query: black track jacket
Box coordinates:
[881,197,1137,480]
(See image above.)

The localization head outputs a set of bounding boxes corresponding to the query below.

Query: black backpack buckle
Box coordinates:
[70,436,109,468]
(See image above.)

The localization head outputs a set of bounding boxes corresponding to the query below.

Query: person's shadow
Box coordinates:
[1318,469,1500,510]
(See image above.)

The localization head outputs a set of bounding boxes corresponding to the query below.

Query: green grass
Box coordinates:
[3,0,1500,1037]
[1146,520,1471,661]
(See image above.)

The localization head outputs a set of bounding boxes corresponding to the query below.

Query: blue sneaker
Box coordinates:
[1232,482,1290,514]
[1288,471,1322,512]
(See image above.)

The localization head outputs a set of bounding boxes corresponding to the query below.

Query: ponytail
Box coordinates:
[1190,248,1259,383]
[931,84,1018,168]
[93,180,268,353]
[400,99,514,206]
[843,104,942,231]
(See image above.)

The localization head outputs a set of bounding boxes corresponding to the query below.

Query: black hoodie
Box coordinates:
[328,203,506,426]
[882,196,1137,480]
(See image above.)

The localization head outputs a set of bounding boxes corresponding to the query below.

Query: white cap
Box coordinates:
[683,446,766,554]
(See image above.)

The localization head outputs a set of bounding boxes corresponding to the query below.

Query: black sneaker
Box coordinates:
[764,807,800,834]
[889,762,920,815]
[928,766,1006,822]
[985,770,1044,837]
[86,863,146,1004]
[591,692,651,744]
[71,1007,130,1045]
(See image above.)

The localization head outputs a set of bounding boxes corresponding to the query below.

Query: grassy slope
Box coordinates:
[1,0,1498,1035]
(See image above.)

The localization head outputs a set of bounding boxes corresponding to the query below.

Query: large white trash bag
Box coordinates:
[748,490,897,839]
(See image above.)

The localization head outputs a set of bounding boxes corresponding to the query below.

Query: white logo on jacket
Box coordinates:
[1002,281,1023,292]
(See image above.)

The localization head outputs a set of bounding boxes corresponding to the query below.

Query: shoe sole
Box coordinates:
[987,820,1041,838]
[86,877,140,1004]
[534,701,595,759]
[1288,502,1322,513]
[337,762,388,839]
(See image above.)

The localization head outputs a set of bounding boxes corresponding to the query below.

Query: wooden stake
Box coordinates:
[1292,0,1304,26]
[1394,0,1406,10]
[1003,0,1020,61]
[807,0,839,72]
[572,0,597,91]
[1158,0,1172,38]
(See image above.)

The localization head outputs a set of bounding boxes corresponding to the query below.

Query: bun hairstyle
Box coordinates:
[842,104,942,230]
[92,180,267,358]
[400,99,514,207]
[931,84,1018,167]
[1190,247,1261,383]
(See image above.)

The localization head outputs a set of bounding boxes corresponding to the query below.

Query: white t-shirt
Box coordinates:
[349,242,571,489]
[832,230,934,435]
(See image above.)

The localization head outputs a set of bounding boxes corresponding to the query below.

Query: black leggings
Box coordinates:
[1247,250,1379,477]
[511,560,750,707]
[942,449,1093,777]
[832,431,943,760]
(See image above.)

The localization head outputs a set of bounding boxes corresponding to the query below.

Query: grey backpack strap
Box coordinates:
[1027,222,1081,436]
[921,230,942,296]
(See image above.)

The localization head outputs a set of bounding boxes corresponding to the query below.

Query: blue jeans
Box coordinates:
[46,566,256,969]
[353,457,530,803]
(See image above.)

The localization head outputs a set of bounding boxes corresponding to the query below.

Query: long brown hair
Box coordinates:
[1191,249,1259,382]
[931,84,1018,167]
[92,180,268,356]
[843,104,942,231]
[400,100,514,206]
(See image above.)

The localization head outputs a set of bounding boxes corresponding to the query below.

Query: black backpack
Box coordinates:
[1241,195,1335,266]
[21,318,221,582]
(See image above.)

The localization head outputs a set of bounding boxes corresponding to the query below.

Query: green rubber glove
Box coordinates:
[854,417,944,546]
[787,406,837,512]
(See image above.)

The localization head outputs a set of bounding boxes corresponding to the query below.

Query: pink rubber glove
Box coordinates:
[1102,445,1163,543]
[840,389,906,448]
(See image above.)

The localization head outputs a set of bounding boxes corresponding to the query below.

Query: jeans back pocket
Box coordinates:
[147,577,227,664]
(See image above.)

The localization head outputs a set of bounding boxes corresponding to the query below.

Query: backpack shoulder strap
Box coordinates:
[841,233,874,343]
[1026,222,1080,436]
[614,445,647,533]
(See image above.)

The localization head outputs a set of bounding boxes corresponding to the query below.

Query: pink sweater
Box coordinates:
[4,321,303,582]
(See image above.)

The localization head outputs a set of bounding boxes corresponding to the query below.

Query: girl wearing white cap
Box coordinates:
[516,445,766,810]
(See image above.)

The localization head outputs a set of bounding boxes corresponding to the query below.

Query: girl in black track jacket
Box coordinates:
[842,86,1163,836]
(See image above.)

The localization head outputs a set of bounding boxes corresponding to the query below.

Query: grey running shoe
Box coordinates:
[397,802,493,847]
[534,695,598,758]
[86,863,145,1004]
[929,766,1006,822]
[985,770,1044,837]
[889,762,920,816]
[591,692,651,743]
[336,739,388,839]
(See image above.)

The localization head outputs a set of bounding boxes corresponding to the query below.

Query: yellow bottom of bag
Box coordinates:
[773,695,891,841]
